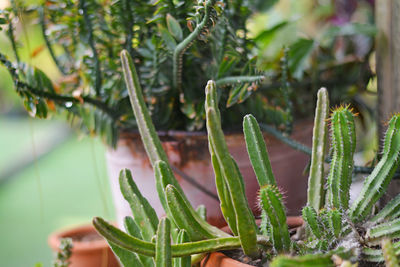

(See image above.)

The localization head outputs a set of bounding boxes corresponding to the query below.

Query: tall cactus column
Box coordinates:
[376,0,400,203]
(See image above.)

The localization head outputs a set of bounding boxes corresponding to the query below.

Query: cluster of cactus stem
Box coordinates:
[93,50,400,266]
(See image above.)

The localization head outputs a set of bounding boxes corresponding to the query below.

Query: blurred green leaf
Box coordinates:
[289,39,315,79]
[166,13,183,41]
[254,21,288,46]
[159,26,177,51]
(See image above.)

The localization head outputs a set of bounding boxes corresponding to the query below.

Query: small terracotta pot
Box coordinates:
[202,216,304,267]
[48,224,119,267]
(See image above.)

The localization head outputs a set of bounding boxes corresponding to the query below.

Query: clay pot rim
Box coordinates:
[206,216,304,266]
[48,224,109,253]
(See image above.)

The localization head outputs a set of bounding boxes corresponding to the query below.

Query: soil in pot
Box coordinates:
[48,224,119,267]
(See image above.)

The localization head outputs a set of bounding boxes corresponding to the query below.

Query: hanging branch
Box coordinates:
[215,75,265,87]
[79,0,102,95]
[38,6,68,75]
[0,52,117,119]
[172,0,215,93]
[6,14,20,65]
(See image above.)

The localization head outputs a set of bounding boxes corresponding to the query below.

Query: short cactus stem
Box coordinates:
[366,218,400,245]
[307,87,329,211]
[302,206,323,239]
[350,115,400,222]
[326,106,356,210]
[259,185,290,253]
[174,230,191,267]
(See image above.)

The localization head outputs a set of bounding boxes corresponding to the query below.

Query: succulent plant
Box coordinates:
[93,51,400,266]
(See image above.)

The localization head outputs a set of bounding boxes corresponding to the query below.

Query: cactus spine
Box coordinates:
[326,106,356,210]
[350,114,400,222]
[307,88,329,211]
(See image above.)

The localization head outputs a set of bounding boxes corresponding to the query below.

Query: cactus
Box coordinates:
[155,218,172,267]
[93,54,400,266]
[326,106,356,210]
[350,114,400,222]
[307,87,329,211]
[259,185,290,253]
[382,239,400,267]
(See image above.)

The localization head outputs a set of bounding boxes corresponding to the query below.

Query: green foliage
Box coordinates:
[92,55,400,265]
[1,0,276,145]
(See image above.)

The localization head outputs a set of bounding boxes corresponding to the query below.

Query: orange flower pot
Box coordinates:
[48,224,119,267]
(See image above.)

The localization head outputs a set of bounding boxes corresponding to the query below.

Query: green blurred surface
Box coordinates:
[0,117,115,267]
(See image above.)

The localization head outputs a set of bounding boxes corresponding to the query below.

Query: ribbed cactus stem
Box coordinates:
[155,217,172,267]
[382,239,399,267]
[302,206,323,239]
[174,230,191,267]
[307,87,329,211]
[371,194,400,223]
[243,114,277,187]
[121,50,169,166]
[93,217,245,257]
[259,185,290,253]
[328,209,342,238]
[326,106,356,210]
[119,169,158,241]
[164,184,218,240]
[350,115,400,222]
[366,218,400,245]
[205,80,259,257]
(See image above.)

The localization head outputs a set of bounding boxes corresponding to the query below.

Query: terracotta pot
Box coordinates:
[106,121,313,228]
[48,224,119,267]
[202,216,304,266]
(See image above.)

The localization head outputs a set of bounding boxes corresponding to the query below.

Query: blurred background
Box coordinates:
[0,1,115,266]
[0,0,377,266]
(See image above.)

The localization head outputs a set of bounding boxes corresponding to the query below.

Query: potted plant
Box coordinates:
[93,53,400,266]
[48,224,119,267]
[0,1,374,226]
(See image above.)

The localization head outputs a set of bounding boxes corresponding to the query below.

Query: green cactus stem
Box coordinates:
[120,169,158,241]
[366,218,400,245]
[371,194,400,223]
[327,209,342,239]
[350,114,400,222]
[174,230,191,267]
[205,83,258,257]
[243,114,277,187]
[121,50,169,166]
[93,217,248,257]
[155,218,172,267]
[215,75,265,87]
[259,185,290,253]
[302,206,323,239]
[165,184,217,240]
[382,239,400,267]
[124,217,154,267]
[307,88,329,211]
[326,106,356,210]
